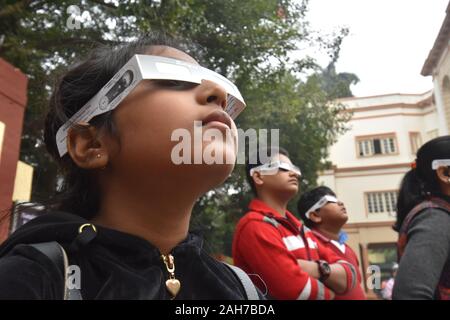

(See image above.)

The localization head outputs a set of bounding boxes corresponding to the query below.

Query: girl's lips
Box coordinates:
[202,110,232,129]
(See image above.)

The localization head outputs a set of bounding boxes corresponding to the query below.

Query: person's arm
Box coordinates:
[347,246,367,297]
[296,259,348,294]
[393,209,450,300]
[311,239,357,294]
[235,221,335,300]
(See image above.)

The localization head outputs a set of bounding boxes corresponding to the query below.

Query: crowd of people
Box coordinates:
[0,34,448,300]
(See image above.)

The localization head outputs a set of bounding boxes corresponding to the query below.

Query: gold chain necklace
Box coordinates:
[161,254,181,299]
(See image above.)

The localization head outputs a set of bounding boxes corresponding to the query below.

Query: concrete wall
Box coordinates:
[328,100,435,169]
[318,92,437,225]
[320,169,407,223]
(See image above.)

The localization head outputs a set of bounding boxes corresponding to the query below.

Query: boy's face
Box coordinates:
[313,197,348,227]
[105,45,238,198]
[254,154,300,199]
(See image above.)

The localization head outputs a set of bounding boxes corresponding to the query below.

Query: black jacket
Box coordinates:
[0,211,255,300]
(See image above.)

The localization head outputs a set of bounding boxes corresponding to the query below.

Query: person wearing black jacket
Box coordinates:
[0,33,260,300]
[393,135,450,300]
[0,211,254,299]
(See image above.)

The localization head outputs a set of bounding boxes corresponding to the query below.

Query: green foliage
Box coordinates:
[0,0,357,254]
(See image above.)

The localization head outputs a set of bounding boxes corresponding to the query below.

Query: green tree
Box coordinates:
[0,0,357,254]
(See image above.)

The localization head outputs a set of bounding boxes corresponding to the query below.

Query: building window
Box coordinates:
[409,132,422,155]
[357,134,397,157]
[366,191,398,216]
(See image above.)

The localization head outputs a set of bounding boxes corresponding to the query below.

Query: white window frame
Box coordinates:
[356,134,398,158]
[365,191,398,217]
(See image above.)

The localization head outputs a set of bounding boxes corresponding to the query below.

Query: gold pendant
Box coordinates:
[161,254,181,299]
[165,279,181,297]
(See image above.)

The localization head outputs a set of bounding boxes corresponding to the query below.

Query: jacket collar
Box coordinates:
[248,198,301,227]
[311,229,331,243]
[0,210,204,261]
[312,229,349,246]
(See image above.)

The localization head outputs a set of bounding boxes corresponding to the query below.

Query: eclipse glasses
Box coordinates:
[56,54,246,157]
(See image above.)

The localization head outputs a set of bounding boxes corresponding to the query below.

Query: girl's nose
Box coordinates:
[196,80,228,110]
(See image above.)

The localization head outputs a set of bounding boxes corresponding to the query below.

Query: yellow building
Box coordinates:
[318,91,437,297]
[317,3,450,297]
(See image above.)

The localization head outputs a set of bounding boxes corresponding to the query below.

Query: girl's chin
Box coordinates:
[197,162,235,191]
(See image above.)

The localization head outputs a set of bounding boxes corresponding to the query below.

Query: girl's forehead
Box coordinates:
[145,45,198,65]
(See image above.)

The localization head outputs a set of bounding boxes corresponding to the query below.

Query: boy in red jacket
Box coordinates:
[297,186,366,299]
[232,147,357,300]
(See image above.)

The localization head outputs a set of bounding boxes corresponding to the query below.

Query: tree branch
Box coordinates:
[0,0,35,19]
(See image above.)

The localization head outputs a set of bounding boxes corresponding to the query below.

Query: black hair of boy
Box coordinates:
[297,186,336,228]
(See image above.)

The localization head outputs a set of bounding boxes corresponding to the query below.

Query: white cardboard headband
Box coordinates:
[304,195,338,219]
[56,54,246,157]
[431,159,450,170]
[249,161,302,176]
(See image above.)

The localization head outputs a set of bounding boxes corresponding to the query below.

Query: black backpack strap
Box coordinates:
[223,263,260,300]
[29,241,82,300]
[401,198,450,234]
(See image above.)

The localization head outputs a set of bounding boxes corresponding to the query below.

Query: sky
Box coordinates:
[304,0,449,97]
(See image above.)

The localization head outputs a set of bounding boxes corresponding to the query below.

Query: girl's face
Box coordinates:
[105,46,238,197]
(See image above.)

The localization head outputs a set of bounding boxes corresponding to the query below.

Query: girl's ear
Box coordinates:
[436,166,450,185]
[67,123,109,169]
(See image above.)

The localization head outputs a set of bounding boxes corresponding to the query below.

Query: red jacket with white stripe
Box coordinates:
[311,230,366,300]
[232,199,357,300]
